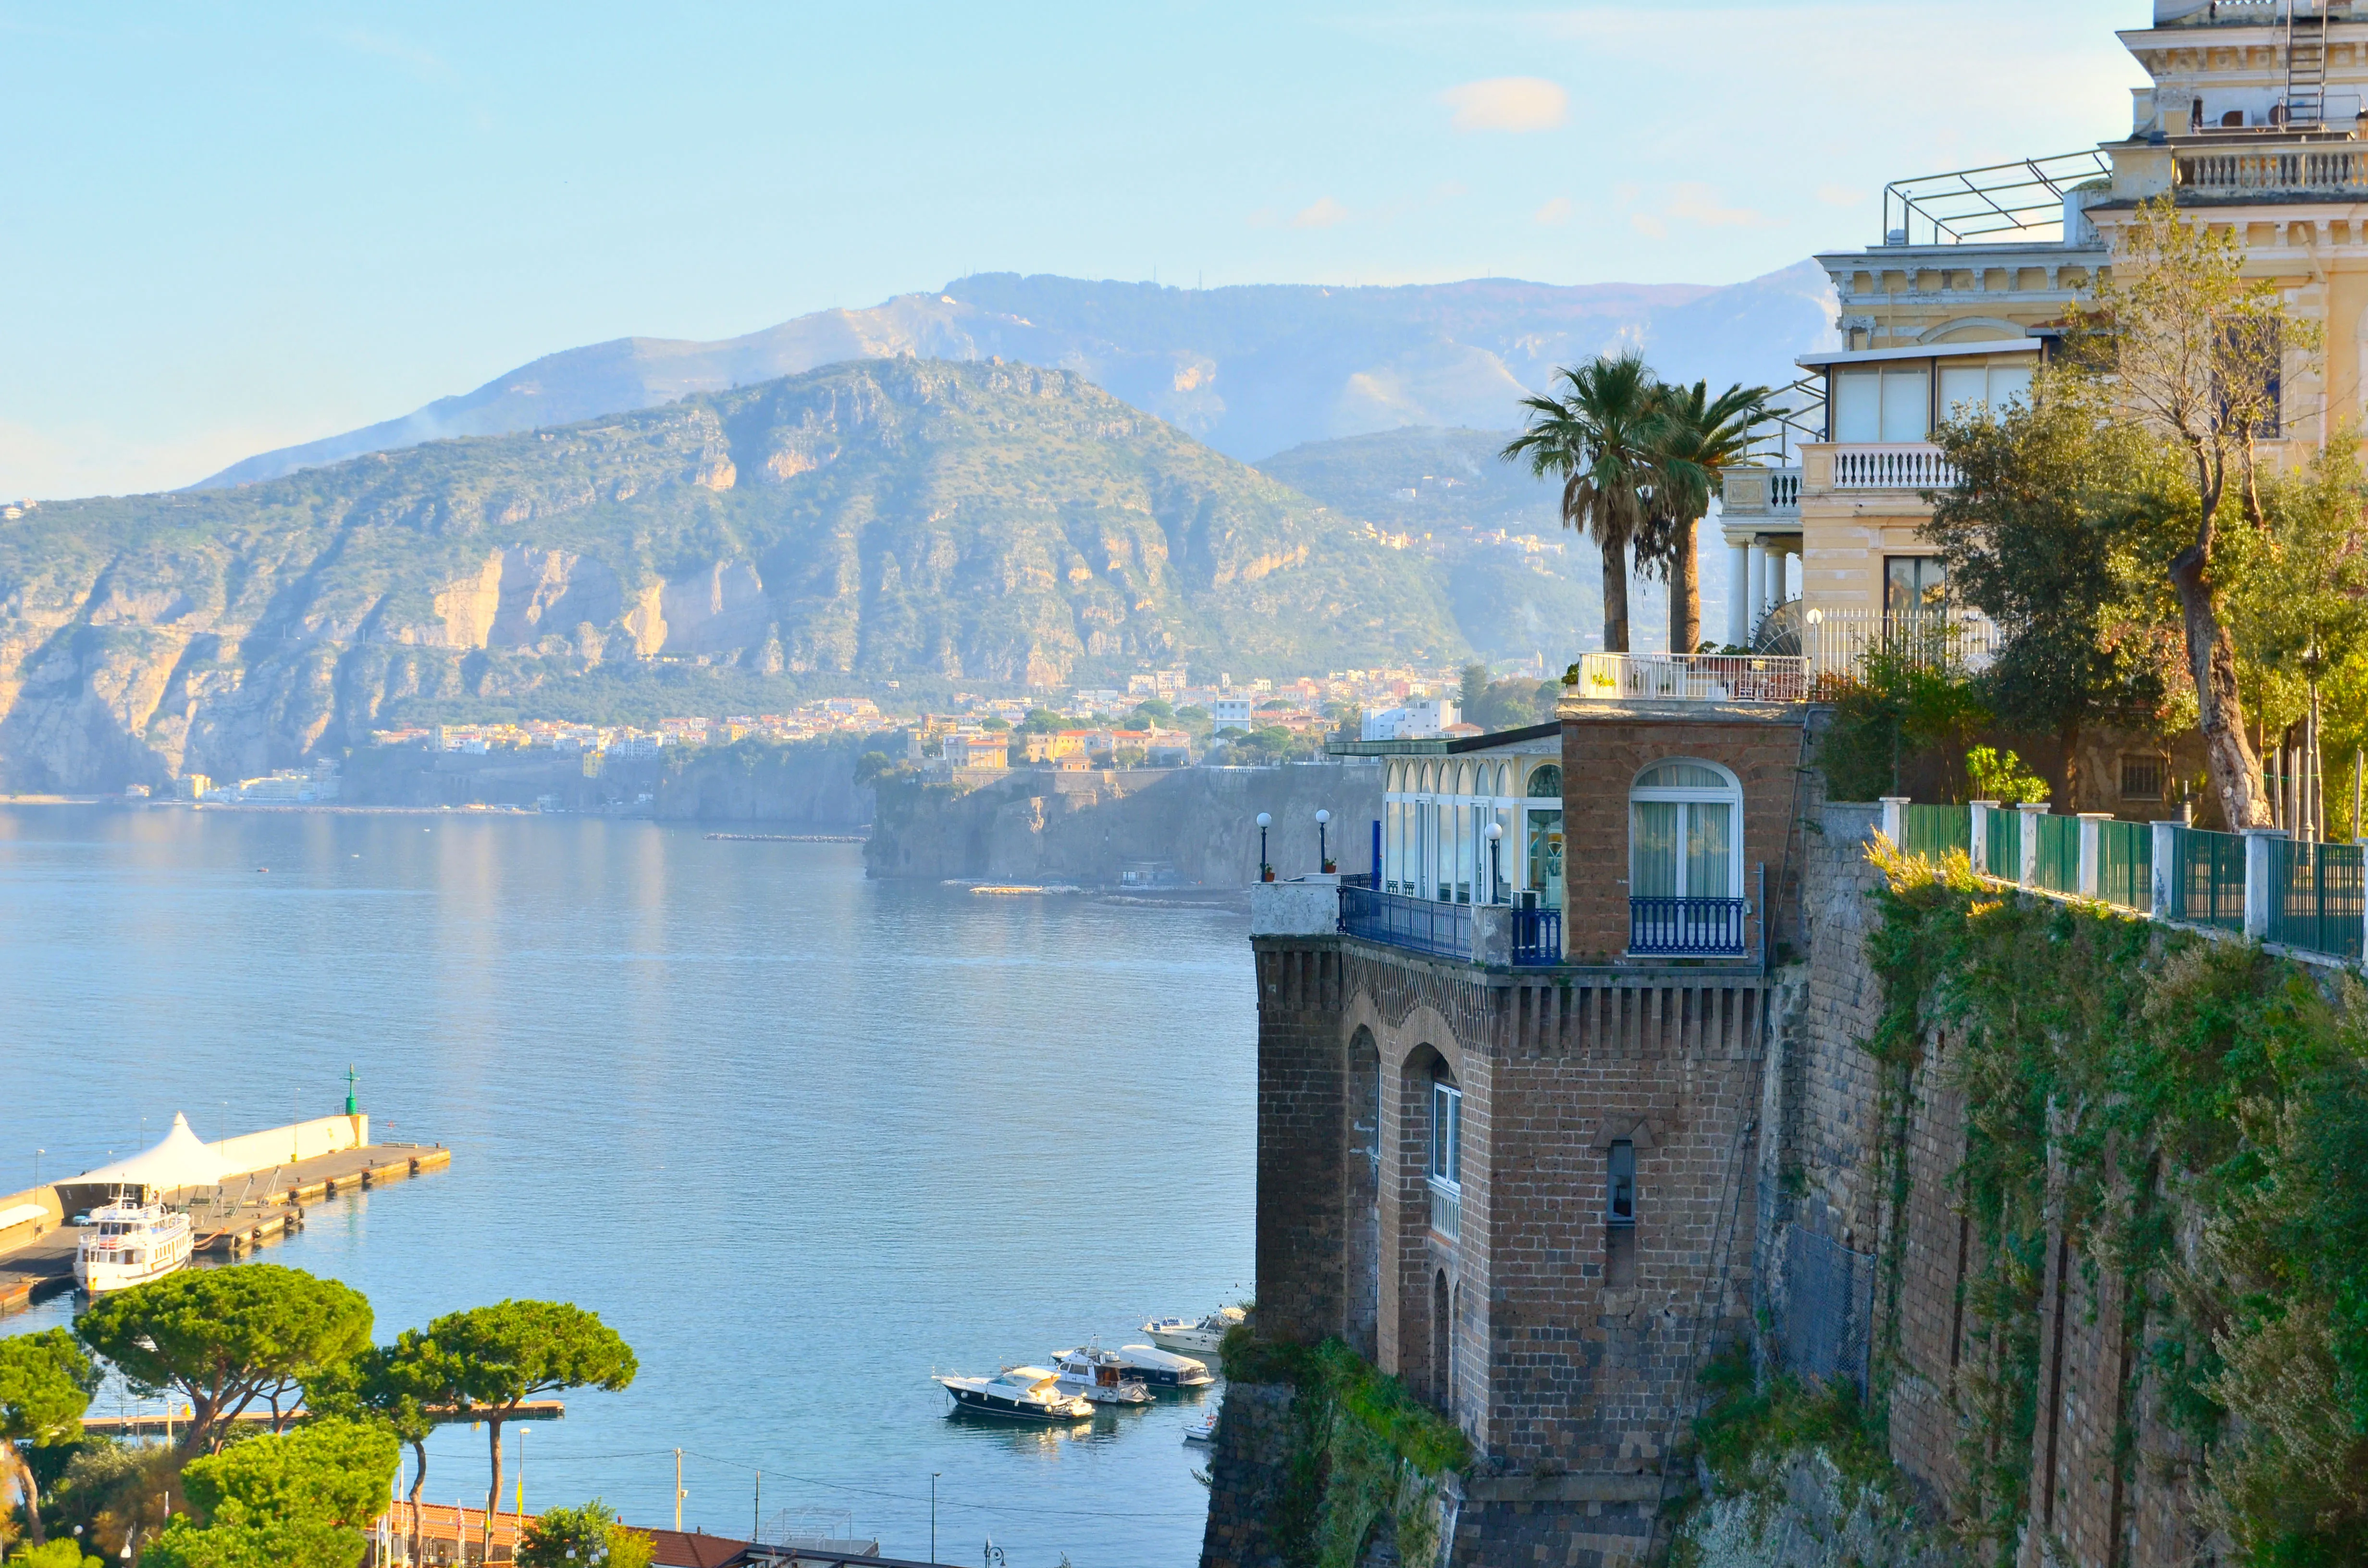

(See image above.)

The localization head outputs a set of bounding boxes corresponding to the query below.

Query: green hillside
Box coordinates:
[0,359,1467,790]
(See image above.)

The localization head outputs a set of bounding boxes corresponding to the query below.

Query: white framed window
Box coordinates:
[1937,359,2034,418]
[1833,365,1930,442]
[1629,760,1743,901]
[1431,1082,1461,1188]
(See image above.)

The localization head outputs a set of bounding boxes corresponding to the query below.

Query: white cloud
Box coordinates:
[1664,182,1777,229]
[1534,196,1576,226]
[1816,182,1865,208]
[1438,76,1567,134]
[1292,196,1353,229]
[1629,213,1668,240]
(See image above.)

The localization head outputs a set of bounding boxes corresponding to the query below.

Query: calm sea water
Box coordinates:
[0,807,1254,1567]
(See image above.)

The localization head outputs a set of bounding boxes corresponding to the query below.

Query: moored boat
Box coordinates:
[74,1194,194,1294]
[1141,1306,1244,1355]
[934,1368,1095,1422]
[1114,1343,1213,1389]
[1184,1399,1221,1445]
[1049,1345,1154,1406]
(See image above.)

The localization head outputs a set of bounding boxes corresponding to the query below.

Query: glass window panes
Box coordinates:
[1526,764,1563,799]
[1879,368,1929,441]
[1939,360,2034,418]
[1834,369,1880,441]
[1431,1083,1461,1186]
[1630,802,1680,896]
[1608,1140,1635,1224]
[1885,556,1947,615]
[1834,364,1936,442]
[1635,762,1729,790]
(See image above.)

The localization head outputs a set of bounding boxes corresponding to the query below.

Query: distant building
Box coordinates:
[1361,699,1460,741]
[941,731,1011,770]
[1211,697,1255,733]
[174,773,210,800]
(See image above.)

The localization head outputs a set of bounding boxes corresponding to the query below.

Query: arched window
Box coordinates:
[1629,760,1742,900]
[1526,764,1562,799]
[1457,761,1472,796]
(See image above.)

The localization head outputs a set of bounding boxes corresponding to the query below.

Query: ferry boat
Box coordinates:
[1113,1343,1213,1389]
[1142,1306,1244,1355]
[933,1368,1094,1422]
[74,1194,194,1294]
[1048,1346,1153,1406]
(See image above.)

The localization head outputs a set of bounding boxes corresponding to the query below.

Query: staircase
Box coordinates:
[2287,0,2329,125]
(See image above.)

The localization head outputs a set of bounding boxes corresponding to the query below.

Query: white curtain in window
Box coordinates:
[1631,801,1680,896]
[1686,801,1733,899]
[1834,369,1880,442]
[1879,368,1929,441]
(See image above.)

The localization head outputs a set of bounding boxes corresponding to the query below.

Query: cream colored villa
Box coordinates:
[1719,0,2368,655]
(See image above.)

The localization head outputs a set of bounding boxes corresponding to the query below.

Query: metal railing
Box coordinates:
[1900,803,1970,862]
[1570,651,1810,704]
[1881,149,2114,246]
[1629,896,1749,956]
[1340,884,1470,960]
[1511,907,1562,967]
[2033,812,2081,895]
[1985,807,2024,881]
[2173,826,2247,933]
[1428,1177,1462,1241]
[1806,608,2003,681]
[2268,838,2366,961]
[2097,818,2153,913]
[1830,444,1961,490]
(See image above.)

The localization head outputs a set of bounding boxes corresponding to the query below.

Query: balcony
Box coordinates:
[1429,1176,1462,1240]
[1335,884,1563,966]
[1568,651,1810,704]
[2179,145,2368,197]
[1719,466,1801,520]
[1629,896,1750,957]
[1828,444,1960,491]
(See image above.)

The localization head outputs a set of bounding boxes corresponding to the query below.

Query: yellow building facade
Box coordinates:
[1722,0,2368,651]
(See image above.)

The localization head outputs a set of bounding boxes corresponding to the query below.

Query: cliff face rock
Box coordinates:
[865,762,1384,886]
[0,360,1461,793]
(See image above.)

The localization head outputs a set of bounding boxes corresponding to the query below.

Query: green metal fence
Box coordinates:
[1900,803,1970,863]
[2172,826,2246,933]
[2267,838,2366,961]
[2096,818,2153,912]
[1984,807,2023,881]
[2032,813,2081,895]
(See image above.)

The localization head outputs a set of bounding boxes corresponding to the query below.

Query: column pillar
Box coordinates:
[2151,818,2180,919]
[1727,543,1750,648]
[1880,796,1908,845]
[1745,542,1765,634]
[1970,800,1995,873]
[2243,827,2287,940]
[2018,802,2048,888]
[2077,812,2111,899]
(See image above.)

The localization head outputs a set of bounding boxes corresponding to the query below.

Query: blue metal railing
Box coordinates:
[1629,896,1749,956]
[1511,907,1562,966]
[1339,870,1378,889]
[1339,884,1471,961]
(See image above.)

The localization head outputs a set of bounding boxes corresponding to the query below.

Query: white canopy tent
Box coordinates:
[61,1112,227,1202]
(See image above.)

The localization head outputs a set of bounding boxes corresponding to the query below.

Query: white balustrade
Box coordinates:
[1570,652,1810,704]
[1829,444,1960,490]
[1803,607,2002,678]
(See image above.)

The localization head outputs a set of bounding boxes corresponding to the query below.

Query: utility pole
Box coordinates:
[674,1449,684,1532]
[930,1473,940,1564]
[752,1470,760,1542]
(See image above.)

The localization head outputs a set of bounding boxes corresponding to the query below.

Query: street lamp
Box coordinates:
[1486,821,1504,903]
[1257,812,1273,882]
[1316,809,1332,873]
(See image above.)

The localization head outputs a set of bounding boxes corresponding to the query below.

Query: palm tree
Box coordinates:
[1641,380,1773,654]
[1501,352,1662,654]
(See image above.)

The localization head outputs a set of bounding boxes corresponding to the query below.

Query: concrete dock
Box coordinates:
[82,1396,559,1438]
[0,1141,452,1314]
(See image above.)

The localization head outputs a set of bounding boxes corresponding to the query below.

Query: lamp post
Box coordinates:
[1316,809,1332,873]
[1257,812,1273,882]
[1487,821,1504,903]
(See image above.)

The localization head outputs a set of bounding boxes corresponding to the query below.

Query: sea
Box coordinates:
[0,806,1254,1567]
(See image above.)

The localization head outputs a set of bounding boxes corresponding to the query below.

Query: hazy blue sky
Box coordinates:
[2,1,2143,498]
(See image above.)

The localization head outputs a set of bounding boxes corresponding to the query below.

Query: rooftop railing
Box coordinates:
[2179,146,2368,196]
[1830,444,1961,491]
[1336,885,1564,967]
[1569,652,1810,704]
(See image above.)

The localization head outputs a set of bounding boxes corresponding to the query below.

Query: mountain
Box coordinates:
[0,359,1474,792]
[1253,426,1727,663]
[197,263,1837,488]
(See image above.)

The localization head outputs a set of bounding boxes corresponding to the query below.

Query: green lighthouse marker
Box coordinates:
[344,1064,359,1116]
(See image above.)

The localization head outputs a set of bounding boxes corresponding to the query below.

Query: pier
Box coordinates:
[82,1397,558,1438]
[0,1131,452,1313]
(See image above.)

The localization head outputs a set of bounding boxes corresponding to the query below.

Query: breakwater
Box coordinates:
[866,761,1384,885]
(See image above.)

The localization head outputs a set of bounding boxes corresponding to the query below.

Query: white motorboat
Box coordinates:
[74,1194,194,1294]
[1049,1346,1154,1406]
[1114,1343,1213,1389]
[1184,1400,1221,1446]
[1142,1306,1245,1355]
[934,1367,1094,1422]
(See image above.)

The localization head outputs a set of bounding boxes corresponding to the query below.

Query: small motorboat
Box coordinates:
[74,1193,195,1295]
[1184,1400,1221,1446]
[1049,1345,1154,1406]
[934,1368,1094,1422]
[1142,1306,1245,1355]
[1114,1343,1213,1389]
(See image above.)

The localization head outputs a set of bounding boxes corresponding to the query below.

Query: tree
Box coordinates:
[1502,352,1663,653]
[2069,194,2321,829]
[1925,375,2184,806]
[181,1420,397,1531]
[429,1302,636,1555]
[0,1331,99,1548]
[141,1520,365,1568]
[7,1542,101,1568]
[1642,379,1772,654]
[517,1501,653,1568]
[300,1335,456,1568]
[1458,664,1489,714]
[76,1267,371,1460]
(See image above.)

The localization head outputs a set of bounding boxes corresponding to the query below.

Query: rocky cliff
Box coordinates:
[865,761,1383,885]
[0,359,1463,793]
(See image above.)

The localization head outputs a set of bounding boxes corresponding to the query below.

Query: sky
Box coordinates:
[0,1,2147,500]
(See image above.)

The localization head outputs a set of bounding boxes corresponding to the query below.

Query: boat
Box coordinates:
[1184,1400,1221,1446]
[74,1193,195,1294]
[1113,1343,1213,1389]
[1048,1345,1154,1406]
[933,1367,1095,1422]
[1141,1306,1245,1355]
